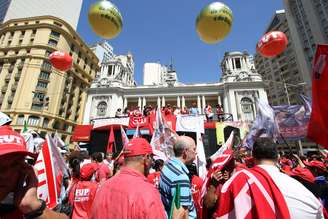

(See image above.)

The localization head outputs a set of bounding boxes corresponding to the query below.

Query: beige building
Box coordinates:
[283,0,328,91]
[0,16,99,143]
[254,10,307,106]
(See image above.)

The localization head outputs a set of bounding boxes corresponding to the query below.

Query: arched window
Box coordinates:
[241,97,254,121]
[27,116,40,126]
[97,101,107,116]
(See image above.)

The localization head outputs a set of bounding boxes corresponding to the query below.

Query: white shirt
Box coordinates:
[259,164,324,219]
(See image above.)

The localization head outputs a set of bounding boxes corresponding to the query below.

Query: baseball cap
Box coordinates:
[291,166,315,183]
[80,163,98,180]
[0,112,11,126]
[0,125,36,158]
[308,160,327,172]
[123,138,153,157]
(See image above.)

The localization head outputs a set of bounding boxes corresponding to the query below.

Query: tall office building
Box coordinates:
[283,0,328,87]
[0,16,99,143]
[254,10,307,106]
[143,63,178,86]
[90,41,115,64]
[0,0,11,24]
[3,0,83,30]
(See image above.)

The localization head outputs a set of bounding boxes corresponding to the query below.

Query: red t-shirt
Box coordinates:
[69,181,98,219]
[96,163,111,182]
[147,171,161,189]
[191,176,204,219]
[91,167,166,219]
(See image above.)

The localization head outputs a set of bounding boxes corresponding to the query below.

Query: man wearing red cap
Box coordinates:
[91,137,166,219]
[0,125,68,219]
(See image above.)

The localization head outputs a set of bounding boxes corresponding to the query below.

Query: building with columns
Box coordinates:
[83,50,267,124]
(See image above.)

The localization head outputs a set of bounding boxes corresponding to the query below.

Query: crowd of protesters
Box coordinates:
[1,111,328,219]
[115,103,225,122]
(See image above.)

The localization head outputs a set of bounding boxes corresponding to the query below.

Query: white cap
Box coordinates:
[0,112,11,126]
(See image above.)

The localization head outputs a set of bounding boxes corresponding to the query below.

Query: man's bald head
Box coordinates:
[174,136,196,157]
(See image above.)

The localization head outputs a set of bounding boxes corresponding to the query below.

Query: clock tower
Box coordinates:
[220,51,262,83]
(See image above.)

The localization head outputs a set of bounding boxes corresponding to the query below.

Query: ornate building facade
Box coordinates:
[0,16,99,142]
[83,50,268,124]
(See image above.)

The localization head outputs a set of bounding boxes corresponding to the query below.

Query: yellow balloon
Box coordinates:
[196,2,233,44]
[88,0,123,39]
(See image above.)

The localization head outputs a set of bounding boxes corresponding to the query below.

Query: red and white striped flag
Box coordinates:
[34,135,68,208]
[214,166,291,219]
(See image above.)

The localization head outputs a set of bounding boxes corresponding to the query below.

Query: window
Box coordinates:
[36,81,48,89]
[42,118,49,128]
[45,50,51,57]
[48,39,58,47]
[18,39,23,45]
[241,97,254,121]
[50,31,60,39]
[41,61,52,71]
[235,58,241,69]
[28,116,40,126]
[34,92,45,101]
[17,115,25,125]
[39,71,50,80]
[97,101,107,116]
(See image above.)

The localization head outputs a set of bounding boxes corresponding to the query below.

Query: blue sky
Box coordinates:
[77,0,284,85]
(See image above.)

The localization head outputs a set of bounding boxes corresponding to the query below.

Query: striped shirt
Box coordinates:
[159,158,197,219]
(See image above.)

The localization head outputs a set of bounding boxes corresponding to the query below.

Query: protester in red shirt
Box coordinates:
[91,152,112,182]
[187,163,204,219]
[91,138,166,219]
[69,163,98,219]
[147,159,164,189]
[0,125,68,219]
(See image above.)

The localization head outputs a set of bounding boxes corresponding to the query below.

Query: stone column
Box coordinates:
[142,97,146,109]
[197,96,201,113]
[138,97,141,109]
[218,95,222,105]
[157,97,161,109]
[177,96,180,108]
[202,95,206,114]
[162,96,165,107]
[123,97,128,109]
[182,96,185,108]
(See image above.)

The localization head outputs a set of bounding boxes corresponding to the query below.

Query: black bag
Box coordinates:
[53,183,77,217]
[53,199,73,217]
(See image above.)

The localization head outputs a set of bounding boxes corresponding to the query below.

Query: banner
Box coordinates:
[273,104,310,141]
[128,115,149,129]
[93,117,129,129]
[176,115,204,134]
[34,135,68,208]
[308,44,328,147]
[244,100,278,149]
[215,121,249,145]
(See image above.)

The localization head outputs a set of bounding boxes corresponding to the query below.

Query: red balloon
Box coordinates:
[49,51,73,71]
[256,31,288,58]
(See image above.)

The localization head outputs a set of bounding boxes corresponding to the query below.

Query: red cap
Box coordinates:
[123,138,153,157]
[281,165,293,175]
[80,163,98,180]
[308,160,327,172]
[291,166,316,183]
[0,126,36,158]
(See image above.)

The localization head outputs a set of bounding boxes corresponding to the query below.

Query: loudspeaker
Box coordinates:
[203,128,218,157]
[89,129,123,157]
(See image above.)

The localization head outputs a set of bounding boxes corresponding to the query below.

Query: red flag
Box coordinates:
[107,126,115,153]
[34,135,68,208]
[215,166,291,219]
[308,44,328,148]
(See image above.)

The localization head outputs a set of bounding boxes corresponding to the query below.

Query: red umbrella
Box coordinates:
[49,51,73,71]
[257,31,288,58]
